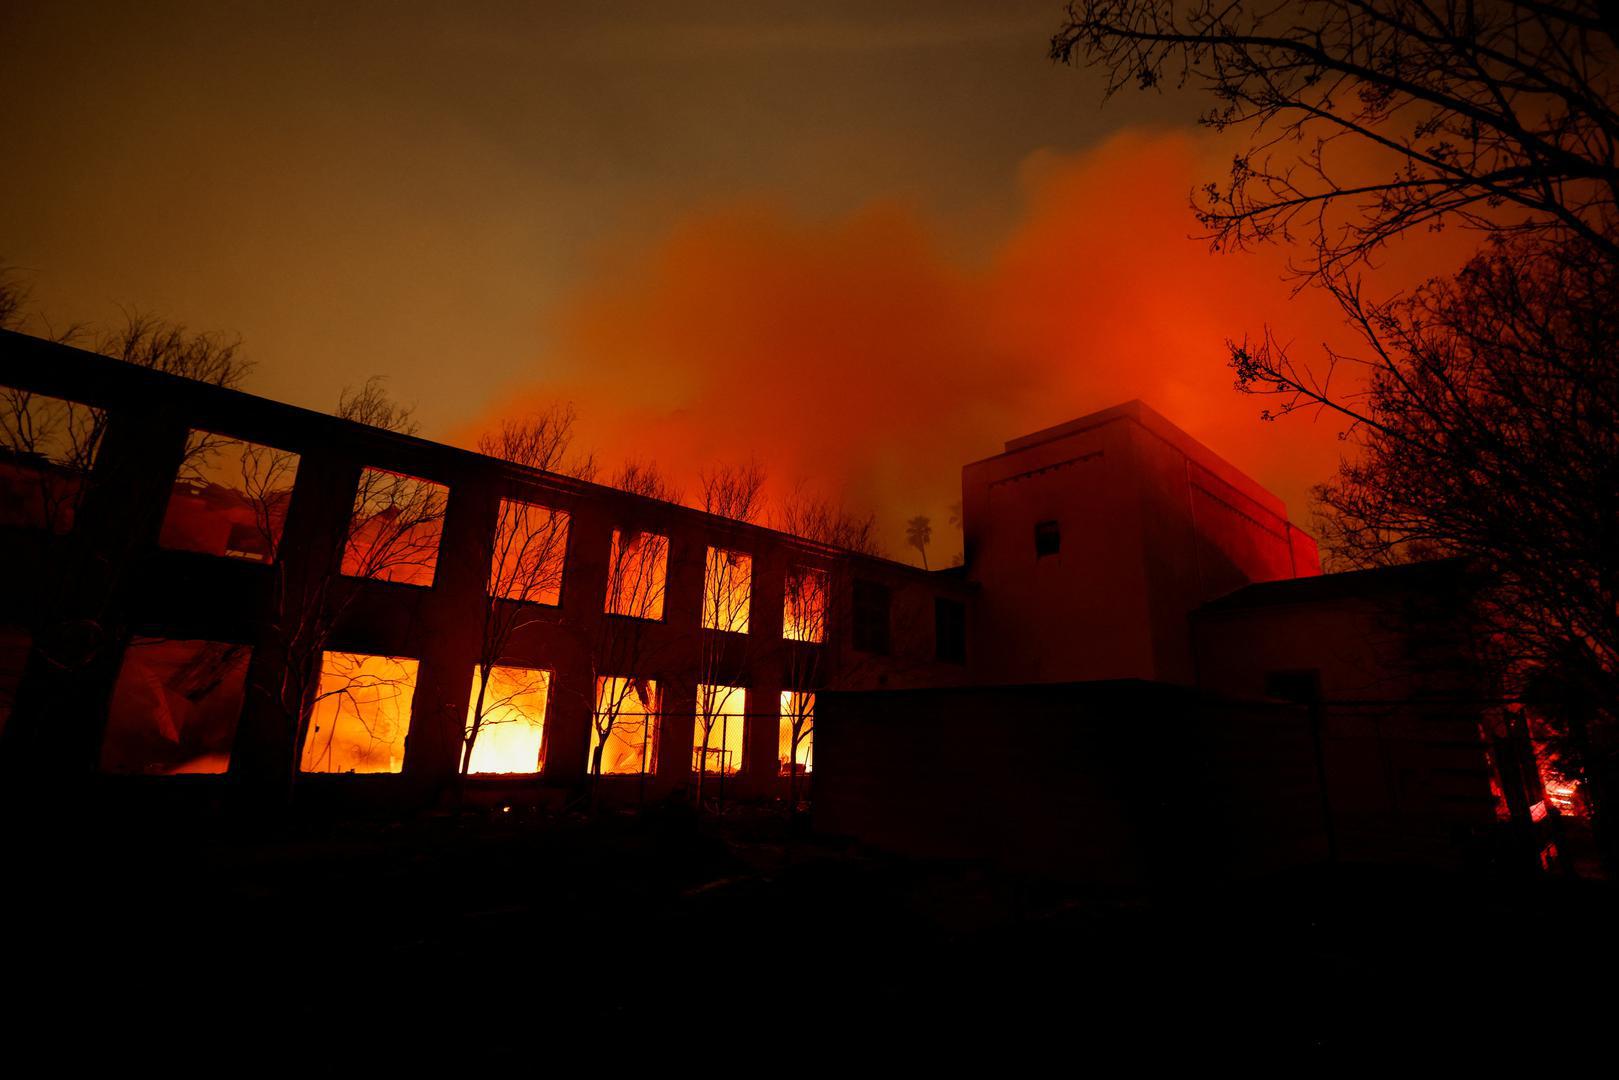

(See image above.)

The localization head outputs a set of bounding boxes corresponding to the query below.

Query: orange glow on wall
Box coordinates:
[341,467,448,587]
[465,665,551,774]
[99,637,249,775]
[490,498,569,605]
[159,430,299,562]
[694,683,745,775]
[702,546,751,634]
[783,566,828,643]
[779,690,813,775]
[605,529,668,620]
[301,651,418,774]
[592,675,659,774]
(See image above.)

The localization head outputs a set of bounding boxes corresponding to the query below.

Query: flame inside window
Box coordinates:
[592,676,659,774]
[605,529,668,620]
[301,652,418,774]
[702,547,752,634]
[779,690,814,775]
[694,683,745,775]
[100,637,249,775]
[783,566,828,643]
[465,665,551,774]
[490,499,569,606]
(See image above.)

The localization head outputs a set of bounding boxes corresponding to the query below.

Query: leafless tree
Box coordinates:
[1052,1,1619,283]
[1053,0,1619,866]
[460,406,595,777]
[585,460,678,806]
[774,486,886,809]
[693,461,766,811]
[905,515,933,570]
[258,380,446,785]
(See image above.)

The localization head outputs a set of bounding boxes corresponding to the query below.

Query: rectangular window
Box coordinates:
[490,499,569,606]
[464,665,551,775]
[341,467,449,586]
[852,579,891,655]
[605,529,668,620]
[300,652,418,774]
[694,683,745,775]
[779,690,814,776]
[99,637,249,775]
[1034,519,1061,558]
[0,385,105,532]
[934,597,967,665]
[159,430,300,562]
[783,566,828,643]
[702,547,751,634]
[591,676,659,775]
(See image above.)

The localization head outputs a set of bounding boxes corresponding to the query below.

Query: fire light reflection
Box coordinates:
[465,666,551,774]
[300,651,418,774]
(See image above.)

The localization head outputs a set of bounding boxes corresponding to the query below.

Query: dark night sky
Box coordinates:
[1,2,1463,553]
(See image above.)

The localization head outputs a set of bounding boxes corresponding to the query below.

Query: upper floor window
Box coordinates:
[490,498,570,606]
[605,529,668,620]
[0,385,105,532]
[1034,519,1060,558]
[702,546,752,634]
[159,430,299,562]
[852,579,891,655]
[784,566,828,643]
[934,597,967,665]
[341,467,448,587]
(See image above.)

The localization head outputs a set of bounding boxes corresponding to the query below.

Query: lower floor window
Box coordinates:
[694,683,745,775]
[100,637,249,775]
[300,652,418,774]
[779,690,814,776]
[464,665,552,775]
[591,676,659,775]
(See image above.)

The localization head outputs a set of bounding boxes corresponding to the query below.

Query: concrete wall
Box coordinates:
[961,400,1317,687]
[0,330,971,801]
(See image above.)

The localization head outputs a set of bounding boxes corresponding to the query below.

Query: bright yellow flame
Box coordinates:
[591,676,659,774]
[779,690,814,774]
[783,566,827,643]
[605,530,668,619]
[465,665,551,774]
[301,652,418,774]
[702,547,751,633]
[694,683,745,774]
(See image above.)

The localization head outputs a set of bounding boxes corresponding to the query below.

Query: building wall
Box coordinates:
[0,331,971,800]
[961,400,1318,686]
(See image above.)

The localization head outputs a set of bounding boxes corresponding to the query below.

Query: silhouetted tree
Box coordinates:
[905,515,932,570]
[694,460,766,811]
[586,460,678,808]
[462,406,595,778]
[1054,0,1619,867]
[258,378,445,787]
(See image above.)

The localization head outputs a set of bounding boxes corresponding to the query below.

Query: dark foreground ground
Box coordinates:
[4,798,1615,1065]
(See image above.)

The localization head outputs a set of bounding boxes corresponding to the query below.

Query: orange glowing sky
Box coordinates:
[1,2,1473,559]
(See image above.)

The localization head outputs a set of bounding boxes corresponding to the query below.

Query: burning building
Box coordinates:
[0,330,1555,876]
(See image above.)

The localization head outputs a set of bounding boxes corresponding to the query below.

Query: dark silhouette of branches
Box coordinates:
[462,405,594,776]
[905,515,932,570]
[1052,0,1619,282]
